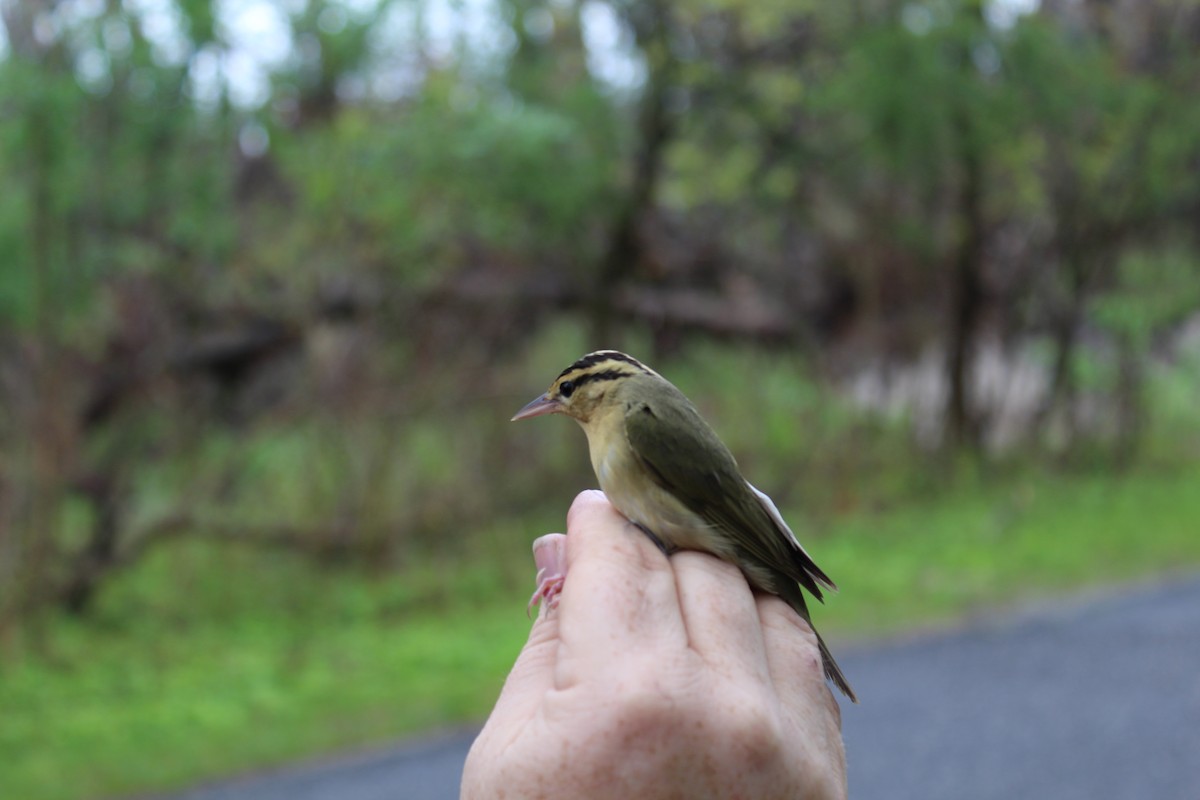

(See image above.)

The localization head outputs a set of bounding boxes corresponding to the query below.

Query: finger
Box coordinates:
[758,599,847,799]
[672,550,770,683]
[757,596,842,727]
[554,490,686,676]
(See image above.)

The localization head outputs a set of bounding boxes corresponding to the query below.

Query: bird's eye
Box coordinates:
[559,380,576,398]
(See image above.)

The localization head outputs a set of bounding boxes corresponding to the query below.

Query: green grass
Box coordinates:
[816,464,1200,633]
[3,460,1200,800]
[0,554,534,800]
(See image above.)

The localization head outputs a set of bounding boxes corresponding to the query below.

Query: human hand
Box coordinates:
[461,490,847,800]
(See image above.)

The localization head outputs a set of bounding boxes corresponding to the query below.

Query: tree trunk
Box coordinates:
[944,109,985,451]
[590,0,676,347]
[61,479,121,615]
[1113,331,1144,470]
[1032,256,1088,445]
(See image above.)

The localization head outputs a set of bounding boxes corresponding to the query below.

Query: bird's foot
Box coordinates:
[527,569,565,616]
[633,522,678,555]
[527,533,567,617]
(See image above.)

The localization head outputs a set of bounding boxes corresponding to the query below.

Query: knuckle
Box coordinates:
[720,700,785,770]
[601,679,684,746]
[762,598,822,648]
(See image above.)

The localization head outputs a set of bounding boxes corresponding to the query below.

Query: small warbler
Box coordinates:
[513,350,855,702]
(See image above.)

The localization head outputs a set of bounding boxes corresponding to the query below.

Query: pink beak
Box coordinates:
[511,393,562,421]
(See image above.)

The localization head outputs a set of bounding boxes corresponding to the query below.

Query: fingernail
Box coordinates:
[532,533,566,578]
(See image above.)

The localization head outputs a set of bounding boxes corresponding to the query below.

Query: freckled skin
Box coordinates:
[462,492,847,800]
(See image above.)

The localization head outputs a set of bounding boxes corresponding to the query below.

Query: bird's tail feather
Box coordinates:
[816,628,857,704]
[775,577,857,703]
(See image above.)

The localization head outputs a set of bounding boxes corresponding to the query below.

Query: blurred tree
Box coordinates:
[1013,1,1200,453]
[0,0,239,624]
[1,0,1199,633]
[591,0,680,347]
[796,1,1009,449]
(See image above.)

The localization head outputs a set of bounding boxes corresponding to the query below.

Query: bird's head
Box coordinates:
[512,350,659,425]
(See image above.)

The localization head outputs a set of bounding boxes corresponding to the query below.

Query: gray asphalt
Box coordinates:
[163,575,1200,800]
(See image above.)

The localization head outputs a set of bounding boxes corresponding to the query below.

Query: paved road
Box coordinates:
[165,575,1200,800]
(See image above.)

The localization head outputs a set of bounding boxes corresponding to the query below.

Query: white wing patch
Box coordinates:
[746,480,835,591]
[746,480,801,548]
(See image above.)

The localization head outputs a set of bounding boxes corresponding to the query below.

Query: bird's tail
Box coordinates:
[815,628,857,704]
[775,578,857,703]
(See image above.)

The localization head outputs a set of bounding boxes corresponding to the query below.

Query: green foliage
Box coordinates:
[1094,246,1200,345]
[277,87,619,284]
[1145,348,1200,457]
[0,33,236,333]
[663,342,924,513]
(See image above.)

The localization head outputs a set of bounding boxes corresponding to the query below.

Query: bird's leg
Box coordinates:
[633,522,678,556]
[527,534,567,616]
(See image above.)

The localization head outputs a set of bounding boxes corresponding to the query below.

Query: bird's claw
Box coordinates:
[528,533,567,617]
[527,567,565,617]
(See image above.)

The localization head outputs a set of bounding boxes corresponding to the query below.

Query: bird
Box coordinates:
[512,349,855,702]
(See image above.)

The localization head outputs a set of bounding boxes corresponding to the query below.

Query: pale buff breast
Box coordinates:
[582,415,738,561]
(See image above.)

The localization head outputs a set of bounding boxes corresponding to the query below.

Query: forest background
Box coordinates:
[2,0,1200,797]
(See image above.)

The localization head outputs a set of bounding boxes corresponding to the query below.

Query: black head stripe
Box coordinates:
[569,369,627,390]
[556,351,650,381]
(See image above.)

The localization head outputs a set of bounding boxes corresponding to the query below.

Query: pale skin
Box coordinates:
[461,490,848,800]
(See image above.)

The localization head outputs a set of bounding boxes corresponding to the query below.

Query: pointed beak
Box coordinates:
[511,393,561,421]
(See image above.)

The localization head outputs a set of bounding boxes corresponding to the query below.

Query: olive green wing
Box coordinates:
[622,383,834,599]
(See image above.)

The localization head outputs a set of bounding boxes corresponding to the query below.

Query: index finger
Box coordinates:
[554,491,687,681]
